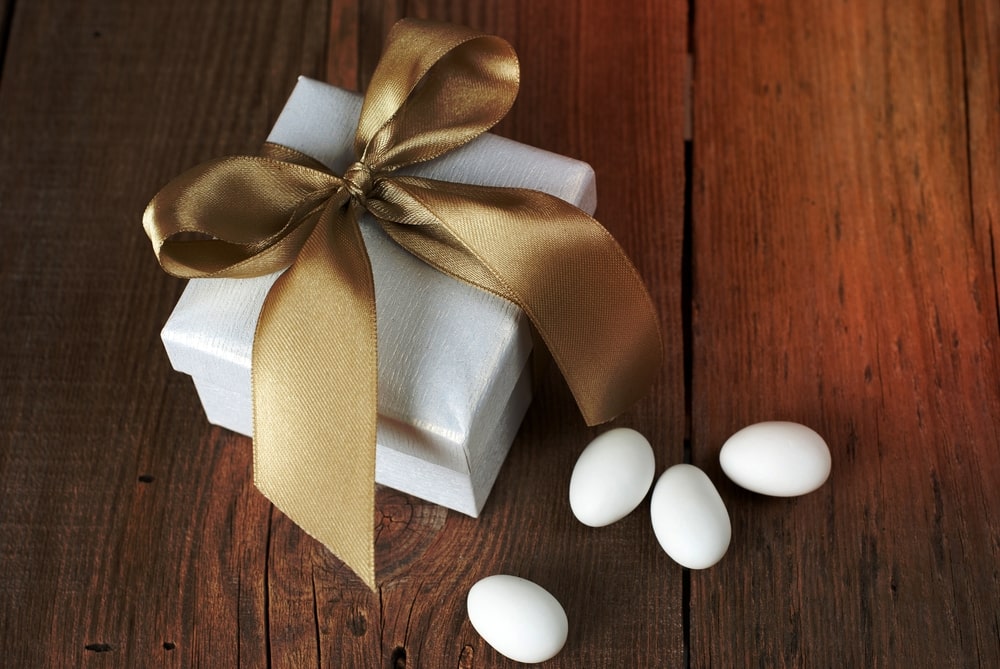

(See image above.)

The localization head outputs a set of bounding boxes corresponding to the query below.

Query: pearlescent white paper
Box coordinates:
[161,77,597,516]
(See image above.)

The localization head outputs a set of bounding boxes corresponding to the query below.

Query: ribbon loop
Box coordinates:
[142,156,342,279]
[356,19,519,172]
[143,19,662,591]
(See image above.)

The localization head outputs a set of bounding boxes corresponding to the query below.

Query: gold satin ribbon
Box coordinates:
[143,19,662,589]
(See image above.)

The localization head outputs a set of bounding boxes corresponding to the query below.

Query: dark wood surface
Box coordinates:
[0,0,996,667]
[692,1,1000,666]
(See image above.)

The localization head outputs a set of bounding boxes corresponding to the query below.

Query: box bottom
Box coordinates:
[189,365,531,517]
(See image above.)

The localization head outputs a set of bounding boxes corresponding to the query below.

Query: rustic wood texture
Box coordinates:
[2,0,997,666]
[0,0,326,666]
[0,1,687,668]
[693,0,1000,667]
[305,3,689,668]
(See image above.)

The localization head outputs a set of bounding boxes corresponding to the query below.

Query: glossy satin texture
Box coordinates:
[143,19,662,589]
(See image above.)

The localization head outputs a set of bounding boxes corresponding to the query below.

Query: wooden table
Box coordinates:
[2,1,997,666]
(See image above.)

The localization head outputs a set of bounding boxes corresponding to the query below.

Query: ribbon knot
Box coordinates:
[342,161,374,205]
[143,18,662,590]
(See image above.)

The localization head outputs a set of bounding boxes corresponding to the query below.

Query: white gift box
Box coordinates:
[160,77,597,516]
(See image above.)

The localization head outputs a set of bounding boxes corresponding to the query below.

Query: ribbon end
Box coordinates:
[255,474,378,590]
[358,558,377,592]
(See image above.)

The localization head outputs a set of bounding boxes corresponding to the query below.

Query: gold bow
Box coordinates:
[143,19,661,589]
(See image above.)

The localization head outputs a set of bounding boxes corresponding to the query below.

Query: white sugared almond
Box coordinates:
[650,464,731,569]
[467,575,568,664]
[720,421,831,496]
[569,428,656,527]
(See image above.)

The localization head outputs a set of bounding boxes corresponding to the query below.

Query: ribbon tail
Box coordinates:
[372,178,663,426]
[251,201,379,589]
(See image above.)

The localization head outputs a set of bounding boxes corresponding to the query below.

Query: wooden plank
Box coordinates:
[0,0,328,666]
[325,0,360,90]
[301,2,689,666]
[0,1,688,666]
[692,0,1000,666]
[964,0,1000,300]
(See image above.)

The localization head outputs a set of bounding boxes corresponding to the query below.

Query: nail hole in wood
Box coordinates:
[347,610,366,636]
[85,643,113,653]
[138,474,154,483]
[163,641,176,650]
[390,646,406,668]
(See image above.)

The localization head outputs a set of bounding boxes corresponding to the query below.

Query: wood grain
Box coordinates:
[964,0,1000,301]
[6,0,996,666]
[0,0,688,667]
[693,0,1000,666]
[326,0,361,91]
[0,0,328,666]
[304,2,690,667]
